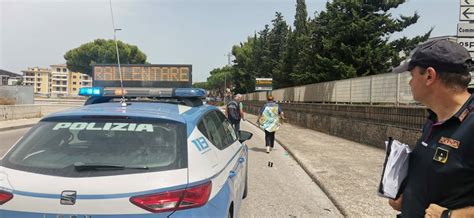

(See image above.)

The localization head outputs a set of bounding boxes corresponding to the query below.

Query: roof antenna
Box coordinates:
[109,0,126,107]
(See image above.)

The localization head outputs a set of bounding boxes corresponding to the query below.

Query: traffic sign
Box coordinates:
[460,6,474,21]
[461,0,474,6]
[457,37,474,52]
[255,78,272,91]
[458,23,474,37]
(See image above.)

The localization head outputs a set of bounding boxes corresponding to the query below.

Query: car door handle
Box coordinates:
[229,170,236,178]
[238,157,245,163]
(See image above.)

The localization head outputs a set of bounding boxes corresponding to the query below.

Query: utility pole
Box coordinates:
[224,52,231,104]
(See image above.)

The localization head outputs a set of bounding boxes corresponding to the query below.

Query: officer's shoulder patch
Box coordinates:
[459,108,469,122]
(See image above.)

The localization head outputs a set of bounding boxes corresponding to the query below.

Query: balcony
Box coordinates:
[51,71,68,75]
[52,77,68,81]
[51,90,68,94]
[51,84,68,87]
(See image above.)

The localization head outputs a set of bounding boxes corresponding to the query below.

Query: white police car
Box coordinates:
[0,87,252,217]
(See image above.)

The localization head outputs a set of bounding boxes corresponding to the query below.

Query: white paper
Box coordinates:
[379,139,412,199]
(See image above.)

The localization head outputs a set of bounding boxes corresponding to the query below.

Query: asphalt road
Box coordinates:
[0,122,341,217]
[238,120,340,217]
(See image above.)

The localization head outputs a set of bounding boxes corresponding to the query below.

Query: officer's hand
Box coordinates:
[425,203,447,218]
[388,194,403,211]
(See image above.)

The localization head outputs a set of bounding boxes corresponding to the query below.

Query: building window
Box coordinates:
[63,68,67,72]
[73,82,76,85]
[73,75,77,79]
[83,76,88,80]
[37,83,41,87]
[73,88,76,91]
[37,73,40,76]
[56,68,60,72]
[62,88,67,92]
[37,88,41,92]
[79,82,81,85]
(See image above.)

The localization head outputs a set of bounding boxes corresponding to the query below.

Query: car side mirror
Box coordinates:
[239,130,253,143]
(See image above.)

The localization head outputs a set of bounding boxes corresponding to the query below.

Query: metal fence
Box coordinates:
[242,72,421,104]
[243,72,416,104]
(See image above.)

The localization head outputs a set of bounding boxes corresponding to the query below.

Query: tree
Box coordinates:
[232,37,256,94]
[311,0,431,80]
[268,12,291,89]
[290,0,318,85]
[192,82,209,90]
[64,39,147,77]
[206,66,233,97]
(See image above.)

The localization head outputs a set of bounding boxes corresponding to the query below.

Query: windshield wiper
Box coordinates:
[73,162,149,171]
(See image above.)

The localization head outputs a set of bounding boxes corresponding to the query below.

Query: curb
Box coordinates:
[246,118,347,217]
[0,124,36,132]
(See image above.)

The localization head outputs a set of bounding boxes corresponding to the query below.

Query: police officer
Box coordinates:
[225,94,244,137]
[388,39,474,217]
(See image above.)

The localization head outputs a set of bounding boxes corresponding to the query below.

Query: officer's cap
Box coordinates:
[398,39,472,74]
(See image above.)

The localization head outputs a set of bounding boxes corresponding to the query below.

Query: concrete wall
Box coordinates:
[0,86,34,104]
[245,101,426,148]
[0,105,78,121]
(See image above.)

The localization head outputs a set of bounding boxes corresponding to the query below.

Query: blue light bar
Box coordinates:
[79,87,206,98]
[174,88,206,98]
[78,87,104,96]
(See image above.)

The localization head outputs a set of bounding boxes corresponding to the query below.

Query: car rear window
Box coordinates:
[3,117,187,177]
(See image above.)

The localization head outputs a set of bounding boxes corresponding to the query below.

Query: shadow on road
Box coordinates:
[249,147,268,153]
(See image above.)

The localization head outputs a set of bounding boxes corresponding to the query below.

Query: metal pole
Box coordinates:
[224,74,227,104]
[224,52,231,104]
[109,0,125,103]
[396,73,400,106]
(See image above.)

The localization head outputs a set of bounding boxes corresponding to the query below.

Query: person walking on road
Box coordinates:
[388,39,474,217]
[257,95,285,153]
[226,94,244,137]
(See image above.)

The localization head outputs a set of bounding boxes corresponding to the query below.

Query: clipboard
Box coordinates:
[378,137,411,200]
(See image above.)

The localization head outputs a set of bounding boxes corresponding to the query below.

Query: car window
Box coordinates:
[200,111,237,150]
[3,118,187,177]
[197,120,210,139]
[215,111,237,147]
[201,111,224,149]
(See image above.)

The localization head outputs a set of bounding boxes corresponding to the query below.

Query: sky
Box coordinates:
[0,0,459,82]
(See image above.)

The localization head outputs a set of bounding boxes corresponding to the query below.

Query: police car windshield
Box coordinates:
[4,118,187,177]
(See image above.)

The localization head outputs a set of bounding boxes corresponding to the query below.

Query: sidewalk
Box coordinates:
[244,113,397,217]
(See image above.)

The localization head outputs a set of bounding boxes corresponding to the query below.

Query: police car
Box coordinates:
[0,86,252,217]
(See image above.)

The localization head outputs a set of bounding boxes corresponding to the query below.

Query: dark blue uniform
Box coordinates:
[401,94,474,217]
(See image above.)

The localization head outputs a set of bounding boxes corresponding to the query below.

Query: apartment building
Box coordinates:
[22,64,92,97]
[69,71,92,94]
[22,67,51,95]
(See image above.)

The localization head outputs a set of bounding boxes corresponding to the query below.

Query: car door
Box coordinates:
[212,111,246,206]
[200,111,243,202]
